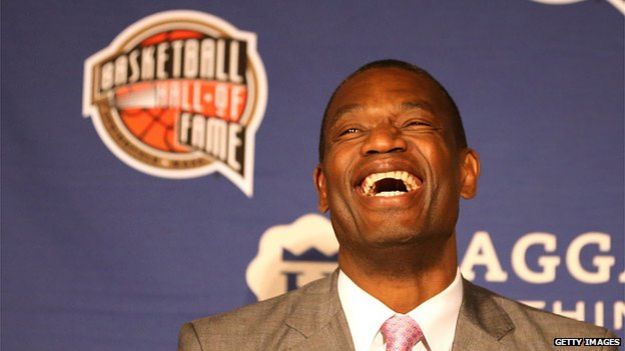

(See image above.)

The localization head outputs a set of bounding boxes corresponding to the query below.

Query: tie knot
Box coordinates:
[380,315,423,351]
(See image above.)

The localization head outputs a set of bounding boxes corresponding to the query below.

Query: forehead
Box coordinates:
[325,67,453,128]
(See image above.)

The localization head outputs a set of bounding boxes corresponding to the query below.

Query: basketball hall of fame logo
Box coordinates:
[83,10,267,197]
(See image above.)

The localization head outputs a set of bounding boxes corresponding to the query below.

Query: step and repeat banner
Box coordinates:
[2,1,623,350]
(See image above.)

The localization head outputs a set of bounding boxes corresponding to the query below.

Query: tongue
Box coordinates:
[374,178,407,194]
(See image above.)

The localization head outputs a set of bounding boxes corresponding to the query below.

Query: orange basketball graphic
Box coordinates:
[119,107,187,153]
[115,30,204,154]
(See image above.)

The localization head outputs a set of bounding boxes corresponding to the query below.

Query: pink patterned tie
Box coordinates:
[380,315,423,351]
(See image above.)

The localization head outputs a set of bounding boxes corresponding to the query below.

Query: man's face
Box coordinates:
[315,67,479,250]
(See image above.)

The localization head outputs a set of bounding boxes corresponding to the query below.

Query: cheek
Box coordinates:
[421,144,461,188]
[322,166,349,203]
[325,146,355,180]
[420,140,451,165]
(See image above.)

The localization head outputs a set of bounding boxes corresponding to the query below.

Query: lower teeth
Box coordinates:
[374,191,405,197]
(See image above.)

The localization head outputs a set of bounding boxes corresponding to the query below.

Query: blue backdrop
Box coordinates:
[2,1,623,350]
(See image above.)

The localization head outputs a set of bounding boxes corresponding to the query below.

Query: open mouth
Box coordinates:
[360,171,422,197]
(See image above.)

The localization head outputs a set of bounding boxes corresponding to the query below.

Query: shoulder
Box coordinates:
[192,286,303,335]
[462,280,617,349]
[178,274,335,351]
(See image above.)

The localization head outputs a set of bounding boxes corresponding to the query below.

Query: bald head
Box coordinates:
[318,60,467,162]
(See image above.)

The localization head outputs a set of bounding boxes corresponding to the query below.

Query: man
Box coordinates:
[179,60,618,351]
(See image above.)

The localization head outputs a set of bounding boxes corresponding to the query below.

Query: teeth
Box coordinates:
[375,191,405,197]
[361,171,420,196]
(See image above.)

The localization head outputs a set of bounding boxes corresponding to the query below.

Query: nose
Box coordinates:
[361,124,407,156]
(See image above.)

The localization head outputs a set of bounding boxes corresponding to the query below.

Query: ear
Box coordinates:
[459,148,480,199]
[313,165,329,212]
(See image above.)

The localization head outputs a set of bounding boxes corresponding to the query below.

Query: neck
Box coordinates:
[338,232,458,313]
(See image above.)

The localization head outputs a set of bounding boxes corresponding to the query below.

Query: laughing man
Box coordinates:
[179,60,618,351]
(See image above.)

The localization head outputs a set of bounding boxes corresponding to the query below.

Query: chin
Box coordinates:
[364,227,424,248]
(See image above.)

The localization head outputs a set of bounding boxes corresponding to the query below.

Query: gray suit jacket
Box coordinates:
[178,271,618,350]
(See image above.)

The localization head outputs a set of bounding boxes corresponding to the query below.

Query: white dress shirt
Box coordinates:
[337,268,463,351]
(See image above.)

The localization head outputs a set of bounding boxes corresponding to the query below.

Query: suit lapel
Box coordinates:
[284,270,355,351]
[452,279,515,351]
[287,315,354,351]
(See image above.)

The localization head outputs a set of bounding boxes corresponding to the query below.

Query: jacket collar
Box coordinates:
[284,270,355,350]
[451,279,515,351]
[282,272,515,351]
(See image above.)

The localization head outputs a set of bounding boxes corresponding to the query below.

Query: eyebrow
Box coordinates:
[327,104,364,126]
[328,101,434,127]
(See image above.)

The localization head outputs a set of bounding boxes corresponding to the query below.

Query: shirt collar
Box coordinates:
[338,268,463,351]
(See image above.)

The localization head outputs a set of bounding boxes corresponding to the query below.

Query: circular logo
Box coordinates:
[83,11,267,196]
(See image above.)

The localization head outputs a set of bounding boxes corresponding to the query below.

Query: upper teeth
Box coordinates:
[361,171,420,196]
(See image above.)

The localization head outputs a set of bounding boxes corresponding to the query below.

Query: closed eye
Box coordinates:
[339,127,361,136]
[403,120,431,128]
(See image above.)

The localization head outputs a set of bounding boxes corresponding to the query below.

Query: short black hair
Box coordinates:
[318,59,467,162]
